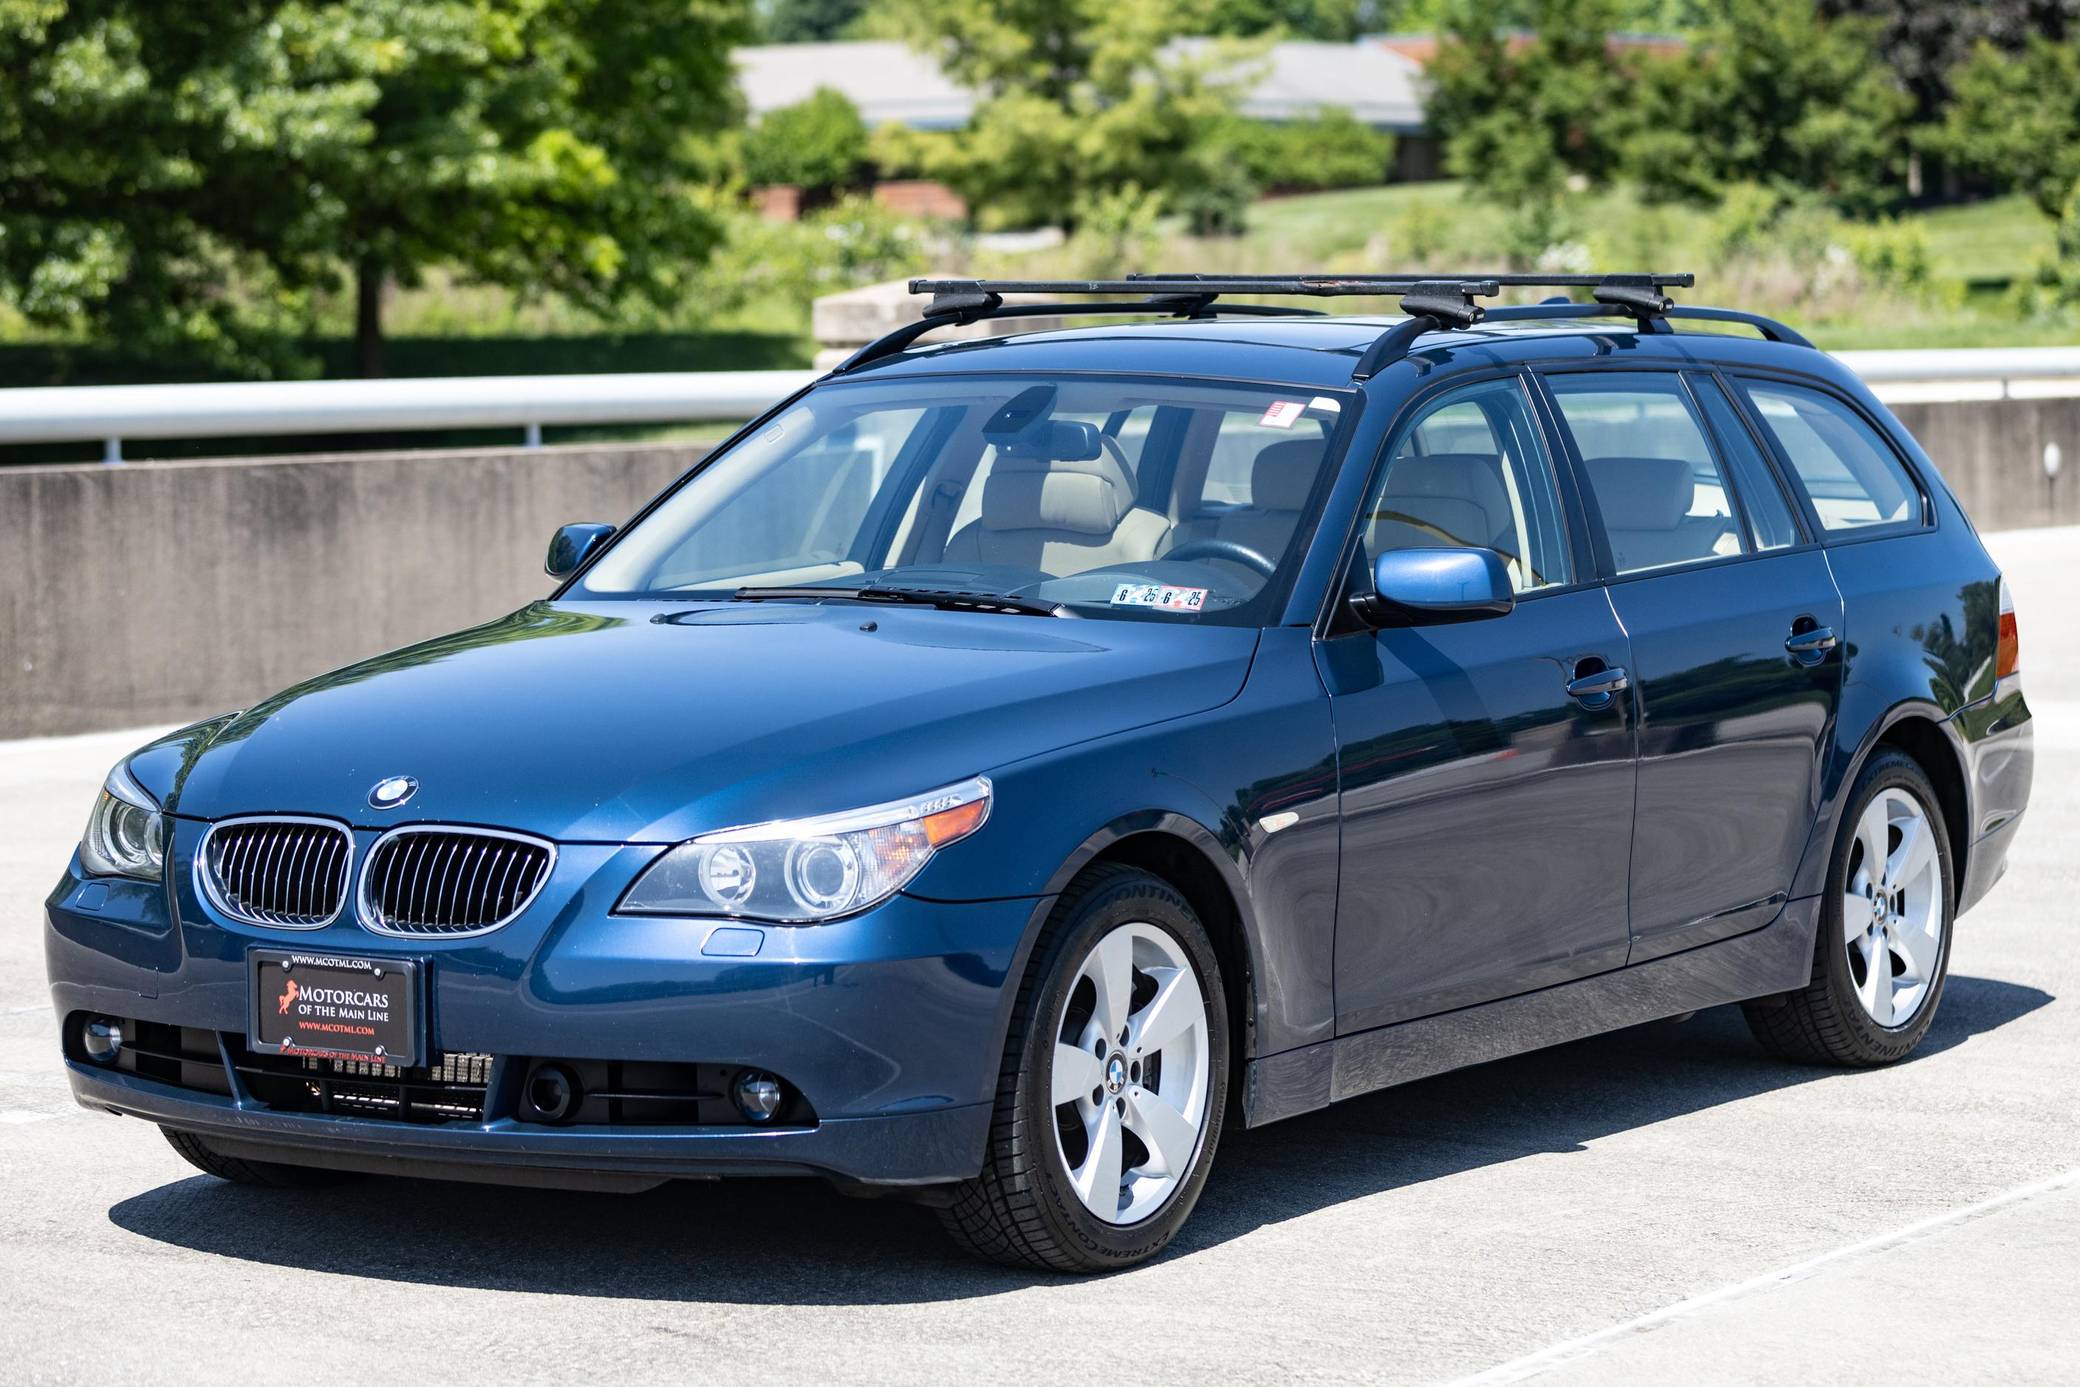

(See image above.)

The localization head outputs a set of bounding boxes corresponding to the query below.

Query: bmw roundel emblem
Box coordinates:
[368,775,419,810]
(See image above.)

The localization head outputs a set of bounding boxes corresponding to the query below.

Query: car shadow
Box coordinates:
[105,974,2051,1305]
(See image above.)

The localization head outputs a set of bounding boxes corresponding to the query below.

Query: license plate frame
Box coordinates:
[248,948,422,1068]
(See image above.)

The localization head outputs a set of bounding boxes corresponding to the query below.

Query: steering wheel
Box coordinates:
[1161,537,1278,579]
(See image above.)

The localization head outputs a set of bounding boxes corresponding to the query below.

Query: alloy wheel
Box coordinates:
[1842,787,1944,1028]
[1049,921,1212,1225]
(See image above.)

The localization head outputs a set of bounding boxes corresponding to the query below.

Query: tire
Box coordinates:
[939,864,1229,1273]
[1743,749,1954,1066]
[160,1126,357,1188]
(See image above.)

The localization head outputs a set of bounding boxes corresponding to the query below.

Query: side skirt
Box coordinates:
[1242,897,1820,1128]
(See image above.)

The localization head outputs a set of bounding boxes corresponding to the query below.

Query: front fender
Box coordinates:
[903,627,1341,1061]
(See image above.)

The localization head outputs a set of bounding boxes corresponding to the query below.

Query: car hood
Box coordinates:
[146,601,1259,842]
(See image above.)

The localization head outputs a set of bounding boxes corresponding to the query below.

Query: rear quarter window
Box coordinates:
[1736,380,1925,533]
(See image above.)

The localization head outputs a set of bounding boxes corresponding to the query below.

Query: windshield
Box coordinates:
[573,373,1353,625]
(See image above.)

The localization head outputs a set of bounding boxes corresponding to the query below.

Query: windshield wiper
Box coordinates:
[732,584,1069,618]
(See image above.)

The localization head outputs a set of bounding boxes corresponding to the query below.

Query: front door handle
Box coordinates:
[1785,625,1838,662]
[1566,664,1630,707]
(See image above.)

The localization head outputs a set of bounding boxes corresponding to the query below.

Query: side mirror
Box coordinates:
[546,522,616,579]
[1350,548,1514,628]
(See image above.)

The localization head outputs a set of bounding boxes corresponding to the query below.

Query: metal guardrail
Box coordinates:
[2,347,2078,464]
[0,370,819,463]
[1836,347,2080,404]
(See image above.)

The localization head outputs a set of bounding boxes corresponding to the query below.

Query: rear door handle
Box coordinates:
[1566,665,1630,704]
[1785,625,1838,661]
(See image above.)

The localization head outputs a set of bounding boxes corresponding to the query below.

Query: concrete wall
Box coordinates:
[3,393,2076,739]
[1891,398,2079,533]
[1,441,706,739]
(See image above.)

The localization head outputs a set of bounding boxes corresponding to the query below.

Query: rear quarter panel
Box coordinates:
[1786,371,2031,905]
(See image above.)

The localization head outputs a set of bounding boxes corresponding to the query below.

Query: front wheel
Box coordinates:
[939,865,1228,1272]
[1743,749,1954,1066]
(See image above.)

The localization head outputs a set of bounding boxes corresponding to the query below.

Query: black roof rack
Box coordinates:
[833,271,1807,377]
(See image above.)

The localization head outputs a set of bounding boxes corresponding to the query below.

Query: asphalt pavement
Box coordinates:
[2,526,2073,1385]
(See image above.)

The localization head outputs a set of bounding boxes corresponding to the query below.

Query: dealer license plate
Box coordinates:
[249,949,421,1067]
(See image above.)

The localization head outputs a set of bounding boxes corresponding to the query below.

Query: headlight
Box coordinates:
[619,777,991,923]
[79,764,166,881]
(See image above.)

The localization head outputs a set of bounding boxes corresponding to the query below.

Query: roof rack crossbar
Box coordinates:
[849,272,1810,376]
[833,287,1330,373]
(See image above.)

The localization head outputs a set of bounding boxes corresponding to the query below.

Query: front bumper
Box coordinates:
[46,821,1043,1186]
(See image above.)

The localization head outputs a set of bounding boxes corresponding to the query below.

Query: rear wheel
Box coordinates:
[939,865,1228,1272]
[1744,750,1953,1066]
[161,1127,356,1188]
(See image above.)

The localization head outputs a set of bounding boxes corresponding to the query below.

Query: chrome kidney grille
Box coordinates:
[358,827,555,937]
[198,817,354,929]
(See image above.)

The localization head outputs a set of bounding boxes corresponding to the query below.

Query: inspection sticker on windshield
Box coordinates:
[1258,400,1306,428]
[1111,582,1208,613]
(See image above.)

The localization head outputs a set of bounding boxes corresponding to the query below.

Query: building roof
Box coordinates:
[735,42,974,131]
[734,39,1430,133]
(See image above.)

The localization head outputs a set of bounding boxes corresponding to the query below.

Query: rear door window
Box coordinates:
[1735,380,1925,533]
[1544,372,1743,576]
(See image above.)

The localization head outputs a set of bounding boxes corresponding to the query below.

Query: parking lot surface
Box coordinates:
[3,527,2073,1385]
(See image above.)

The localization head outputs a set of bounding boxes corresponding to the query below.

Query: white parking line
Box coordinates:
[1446,1166,2080,1386]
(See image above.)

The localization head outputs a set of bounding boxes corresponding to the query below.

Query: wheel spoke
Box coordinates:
[1053,1042,1104,1107]
[1888,814,1936,889]
[1861,936,1894,1025]
[1089,927,1135,1044]
[1892,918,1941,983]
[1125,1090,1198,1178]
[1856,799,1891,885]
[1129,965,1200,1056]
[1841,891,1873,942]
[1072,1101,1125,1213]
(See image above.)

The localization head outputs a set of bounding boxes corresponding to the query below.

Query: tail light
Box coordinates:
[1995,576,2020,697]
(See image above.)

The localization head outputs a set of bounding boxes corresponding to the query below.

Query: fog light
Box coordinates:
[82,1017,123,1065]
[520,1062,580,1123]
[733,1070,783,1123]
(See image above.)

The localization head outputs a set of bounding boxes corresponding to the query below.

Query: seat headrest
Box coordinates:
[1584,457,1696,530]
[979,442,1136,536]
[1250,438,1326,512]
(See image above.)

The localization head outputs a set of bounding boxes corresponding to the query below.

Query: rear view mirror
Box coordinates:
[1350,548,1514,628]
[546,522,616,579]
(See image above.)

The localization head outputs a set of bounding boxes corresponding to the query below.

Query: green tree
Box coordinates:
[1201,0,1367,39]
[744,87,868,200]
[1930,35,2080,219]
[760,0,866,42]
[1817,1,2078,125]
[1622,0,1910,216]
[0,1,751,378]
[1206,109,1396,193]
[1423,0,1635,260]
[867,0,1256,231]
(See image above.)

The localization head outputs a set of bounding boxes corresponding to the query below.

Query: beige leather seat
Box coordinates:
[1582,456,1733,572]
[1162,437,1326,564]
[942,442,1169,572]
[1370,452,1516,553]
[1368,451,1541,588]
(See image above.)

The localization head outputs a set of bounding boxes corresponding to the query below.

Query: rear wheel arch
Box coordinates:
[1870,713,1970,895]
[1802,698,1970,902]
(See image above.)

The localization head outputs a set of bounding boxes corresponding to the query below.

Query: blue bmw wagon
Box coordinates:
[47,274,2034,1271]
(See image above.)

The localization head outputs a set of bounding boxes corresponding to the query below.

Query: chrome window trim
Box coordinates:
[194,814,355,931]
[355,823,558,940]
